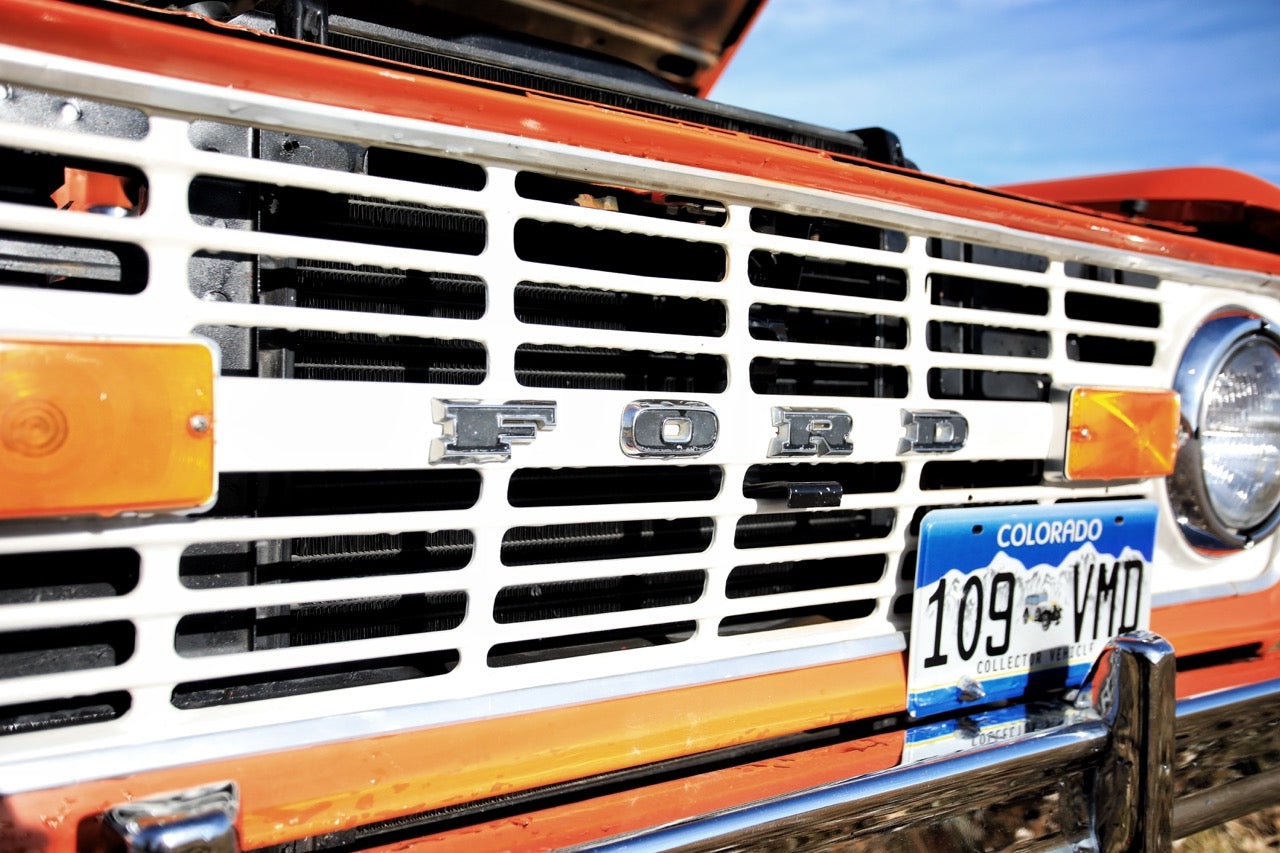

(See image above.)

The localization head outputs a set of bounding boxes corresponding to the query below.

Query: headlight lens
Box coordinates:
[1169,312,1280,551]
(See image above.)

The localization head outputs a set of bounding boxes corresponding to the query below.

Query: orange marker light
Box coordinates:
[1,337,214,518]
[1065,387,1179,481]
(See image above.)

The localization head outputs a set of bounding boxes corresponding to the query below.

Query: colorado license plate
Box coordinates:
[906,500,1157,718]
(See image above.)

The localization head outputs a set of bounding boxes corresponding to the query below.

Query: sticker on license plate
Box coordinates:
[906,500,1157,718]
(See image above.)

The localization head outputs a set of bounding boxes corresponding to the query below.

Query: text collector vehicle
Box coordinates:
[0,1,1278,850]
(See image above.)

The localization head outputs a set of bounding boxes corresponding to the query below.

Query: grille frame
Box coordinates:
[1,40,1278,792]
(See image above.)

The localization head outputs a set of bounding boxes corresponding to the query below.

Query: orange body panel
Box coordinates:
[0,653,904,850]
[1,0,1279,279]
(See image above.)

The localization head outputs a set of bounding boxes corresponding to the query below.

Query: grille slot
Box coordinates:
[189,177,486,255]
[179,532,474,589]
[920,460,1044,490]
[501,518,714,566]
[508,466,722,507]
[0,549,139,604]
[1067,334,1156,366]
[514,220,725,281]
[750,357,908,398]
[927,321,1049,358]
[1,228,147,294]
[207,470,481,517]
[1064,292,1161,328]
[515,282,725,336]
[0,148,145,211]
[928,368,1050,401]
[0,692,131,737]
[0,622,134,679]
[726,555,887,599]
[749,303,907,349]
[748,250,907,301]
[256,328,486,384]
[171,652,459,709]
[515,172,726,226]
[1065,261,1158,289]
[743,463,903,497]
[494,571,705,623]
[734,509,895,549]
[930,274,1049,316]
[750,208,907,252]
[927,238,1048,273]
[718,600,877,637]
[487,622,695,668]
[515,344,726,392]
[174,593,466,657]
[364,146,487,190]
[256,258,486,319]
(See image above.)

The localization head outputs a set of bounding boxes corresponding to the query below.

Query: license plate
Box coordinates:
[902,702,1092,764]
[906,500,1157,718]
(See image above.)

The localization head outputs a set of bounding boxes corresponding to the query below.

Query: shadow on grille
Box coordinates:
[750,208,907,252]
[750,358,908,397]
[494,571,705,623]
[727,555,886,598]
[174,593,466,656]
[748,250,907,301]
[749,303,907,349]
[501,518,713,566]
[207,470,481,517]
[0,549,138,604]
[487,622,695,668]
[734,509,895,549]
[171,651,459,709]
[515,172,726,226]
[508,466,722,507]
[515,220,725,281]
[0,692,131,737]
[0,622,134,679]
[179,531,474,589]
[515,282,725,336]
[928,368,1050,401]
[515,344,726,392]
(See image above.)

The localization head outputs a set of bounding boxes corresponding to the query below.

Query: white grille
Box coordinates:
[1,46,1277,786]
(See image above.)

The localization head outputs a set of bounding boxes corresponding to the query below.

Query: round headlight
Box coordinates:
[1169,312,1280,551]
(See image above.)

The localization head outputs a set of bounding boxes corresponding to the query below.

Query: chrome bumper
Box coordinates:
[578,634,1280,852]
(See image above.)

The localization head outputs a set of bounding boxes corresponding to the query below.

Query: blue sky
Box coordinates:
[710,0,1280,188]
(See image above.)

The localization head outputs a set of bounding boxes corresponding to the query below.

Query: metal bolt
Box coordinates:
[0,84,12,101]
[59,101,82,123]
[189,414,210,434]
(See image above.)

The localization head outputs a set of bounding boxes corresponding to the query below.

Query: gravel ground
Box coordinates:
[1175,806,1280,852]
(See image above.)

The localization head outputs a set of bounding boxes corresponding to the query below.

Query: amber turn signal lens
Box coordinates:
[1,337,214,518]
[1065,387,1179,481]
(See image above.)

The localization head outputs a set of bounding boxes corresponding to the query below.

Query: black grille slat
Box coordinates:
[926,238,1048,273]
[0,622,134,679]
[749,304,907,349]
[258,329,485,384]
[0,550,139,605]
[921,460,1044,490]
[929,274,1049,316]
[743,463,903,497]
[515,345,726,392]
[487,622,694,668]
[508,466,722,507]
[1064,292,1161,328]
[171,652,458,709]
[515,220,725,281]
[928,368,1050,401]
[515,282,726,336]
[750,209,907,252]
[0,692,130,737]
[927,321,1049,358]
[207,470,481,518]
[726,556,886,599]
[515,172,726,226]
[494,571,705,623]
[734,509,895,549]
[175,593,466,657]
[1067,335,1157,366]
[718,600,878,636]
[750,358,908,398]
[179,531,474,589]
[501,519,713,566]
[748,250,907,301]
[260,260,486,320]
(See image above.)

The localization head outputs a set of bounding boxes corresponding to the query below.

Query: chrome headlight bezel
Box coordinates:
[1168,311,1280,552]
